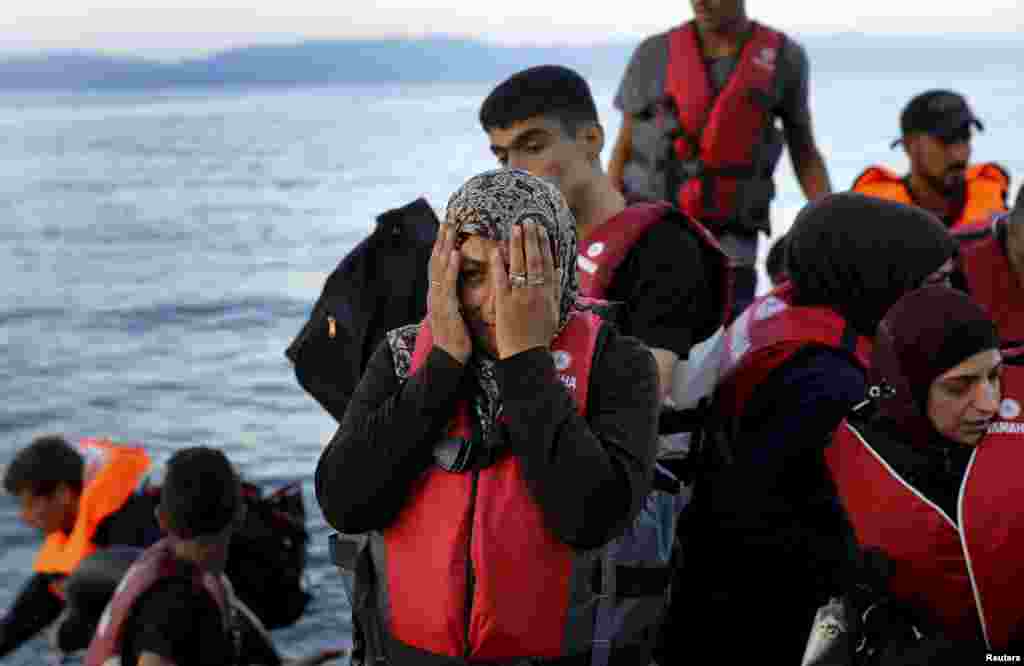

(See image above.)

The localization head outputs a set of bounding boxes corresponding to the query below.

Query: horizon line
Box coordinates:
[1,29,1022,60]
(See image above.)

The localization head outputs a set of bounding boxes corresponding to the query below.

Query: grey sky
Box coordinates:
[2,2,1022,57]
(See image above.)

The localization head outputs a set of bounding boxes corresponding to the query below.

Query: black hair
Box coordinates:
[479,65,600,137]
[3,435,84,497]
[766,233,790,283]
[160,446,241,539]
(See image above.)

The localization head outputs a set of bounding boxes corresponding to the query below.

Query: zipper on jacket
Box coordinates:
[463,469,480,658]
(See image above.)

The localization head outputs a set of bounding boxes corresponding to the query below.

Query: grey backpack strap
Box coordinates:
[590,547,618,666]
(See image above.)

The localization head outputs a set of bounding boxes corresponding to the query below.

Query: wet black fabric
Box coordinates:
[121,576,236,666]
[786,193,957,337]
[286,198,439,423]
[0,573,64,658]
[92,491,162,549]
[604,213,717,358]
[669,347,867,663]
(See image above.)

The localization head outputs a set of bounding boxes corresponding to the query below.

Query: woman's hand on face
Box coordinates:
[428,223,472,364]
[491,221,560,360]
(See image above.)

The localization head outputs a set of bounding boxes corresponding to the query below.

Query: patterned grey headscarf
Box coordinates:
[387,168,580,445]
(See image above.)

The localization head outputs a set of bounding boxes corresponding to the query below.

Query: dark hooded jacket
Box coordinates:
[672,194,957,663]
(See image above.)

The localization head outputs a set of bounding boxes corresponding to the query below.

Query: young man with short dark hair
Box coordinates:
[480,65,731,401]
[1,434,158,658]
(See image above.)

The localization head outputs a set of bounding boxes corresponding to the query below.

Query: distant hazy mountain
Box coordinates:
[0,33,1020,91]
[0,38,637,90]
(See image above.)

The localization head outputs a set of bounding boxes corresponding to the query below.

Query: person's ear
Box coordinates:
[578,122,605,162]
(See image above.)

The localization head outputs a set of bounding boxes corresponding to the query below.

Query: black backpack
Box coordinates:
[226,481,311,630]
[285,198,440,423]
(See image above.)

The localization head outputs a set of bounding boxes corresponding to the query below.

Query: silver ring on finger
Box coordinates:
[509,274,528,288]
[527,276,546,287]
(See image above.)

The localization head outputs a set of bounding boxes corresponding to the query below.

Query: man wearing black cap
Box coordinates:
[853,89,1009,229]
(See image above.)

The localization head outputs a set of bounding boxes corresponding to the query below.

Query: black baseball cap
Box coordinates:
[890,90,984,148]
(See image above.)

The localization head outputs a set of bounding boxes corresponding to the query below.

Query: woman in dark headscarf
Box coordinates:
[786,192,958,337]
[830,286,1024,663]
[678,193,958,662]
[315,169,660,665]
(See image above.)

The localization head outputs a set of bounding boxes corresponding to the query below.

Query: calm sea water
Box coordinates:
[2,44,1023,664]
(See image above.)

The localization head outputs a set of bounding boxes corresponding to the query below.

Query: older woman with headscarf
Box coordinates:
[315,169,660,665]
[828,286,1024,663]
[671,193,958,662]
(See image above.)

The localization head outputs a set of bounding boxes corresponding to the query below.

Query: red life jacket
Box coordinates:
[577,201,734,329]
[716,284,872,422]
[665,21,785,233]
[378,309,604,660]
[85,538,230,666]
[955,213,1024,342]
[827,362,1024,650]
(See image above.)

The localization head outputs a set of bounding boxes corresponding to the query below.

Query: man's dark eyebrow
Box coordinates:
[509,128,551,148]
[491,128,551,154]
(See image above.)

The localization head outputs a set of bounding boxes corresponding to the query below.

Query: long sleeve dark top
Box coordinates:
[682,346,868,662]
[605,218,714,360]
[315,323,660,551]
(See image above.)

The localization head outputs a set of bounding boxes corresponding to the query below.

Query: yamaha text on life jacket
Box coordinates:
[827,354,1024,652]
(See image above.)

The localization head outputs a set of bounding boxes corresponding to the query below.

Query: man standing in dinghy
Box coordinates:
[608,0,832,316]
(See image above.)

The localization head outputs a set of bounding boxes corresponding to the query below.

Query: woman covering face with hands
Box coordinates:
[426,167,573,363]
[316,169,660,664]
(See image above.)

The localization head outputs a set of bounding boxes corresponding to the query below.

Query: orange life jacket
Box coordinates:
[33,438,151,578]
[851,163,1008,229]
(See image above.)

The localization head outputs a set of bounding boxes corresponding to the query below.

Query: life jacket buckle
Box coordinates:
[433,436,474,473]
